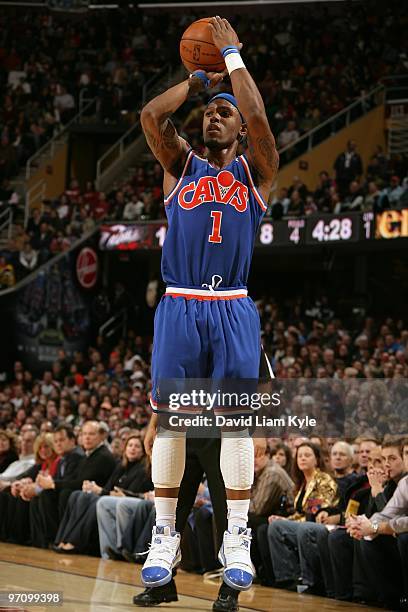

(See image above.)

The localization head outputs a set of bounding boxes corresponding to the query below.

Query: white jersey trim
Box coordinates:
[165,287,248,297]
[163,149,194,204]
[239,155,268,212]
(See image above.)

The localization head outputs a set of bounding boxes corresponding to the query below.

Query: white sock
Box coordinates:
[227,498,250,531]
[155,497,178,530]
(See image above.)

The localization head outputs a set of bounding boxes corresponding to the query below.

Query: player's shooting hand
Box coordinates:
[209,16,242,52]
[188,69,227,95]
[207,69,228,88]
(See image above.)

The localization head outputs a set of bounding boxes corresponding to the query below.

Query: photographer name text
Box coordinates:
[166,415,317,428]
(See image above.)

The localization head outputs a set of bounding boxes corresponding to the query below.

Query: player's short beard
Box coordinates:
[204,137,225,151]
[204,135,236,151]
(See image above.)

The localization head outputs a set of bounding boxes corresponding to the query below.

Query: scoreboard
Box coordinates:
[99,209,408,251]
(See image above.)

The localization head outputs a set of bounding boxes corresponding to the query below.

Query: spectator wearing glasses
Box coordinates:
[328,442,405,601]
[347,439,408,609]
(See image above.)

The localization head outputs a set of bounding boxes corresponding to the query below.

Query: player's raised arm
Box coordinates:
[209,17,279,194]
[140,72,225,174]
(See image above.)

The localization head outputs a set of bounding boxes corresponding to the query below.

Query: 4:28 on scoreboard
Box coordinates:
[255,210,408,247]
[256,214,360,247]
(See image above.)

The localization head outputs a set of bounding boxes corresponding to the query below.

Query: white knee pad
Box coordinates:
[220,431,254,490]
[151,429,186,489]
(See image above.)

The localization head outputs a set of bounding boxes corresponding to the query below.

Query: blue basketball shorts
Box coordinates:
[150,287,261,413]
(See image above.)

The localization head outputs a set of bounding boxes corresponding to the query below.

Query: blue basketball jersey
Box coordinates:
[161,151,267,289]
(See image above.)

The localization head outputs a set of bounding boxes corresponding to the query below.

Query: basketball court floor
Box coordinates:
[0,543,381,611]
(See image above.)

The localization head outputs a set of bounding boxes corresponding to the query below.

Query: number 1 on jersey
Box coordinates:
[209,211,223,243]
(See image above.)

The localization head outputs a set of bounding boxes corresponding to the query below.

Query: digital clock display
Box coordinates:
[306,215,359,243]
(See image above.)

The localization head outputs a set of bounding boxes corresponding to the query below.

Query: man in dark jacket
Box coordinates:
[0,425,82,546]
[327,443,405,601]
[50,421,116,551]
[333,140,363,198]
[55,421,116,500]
[346,439,408,608]
[29,424,84,548]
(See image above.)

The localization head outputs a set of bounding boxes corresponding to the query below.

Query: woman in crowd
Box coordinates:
[1,433,59,544]
[53,433,152,555]
[264,442,339,589]
[96,434,155,560]
[271,442,293,475]
[0,430,19,473]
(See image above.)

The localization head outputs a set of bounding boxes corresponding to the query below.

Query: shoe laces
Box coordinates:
[224,529,252,567]
[144,530,179,567]
[224,531,251,550]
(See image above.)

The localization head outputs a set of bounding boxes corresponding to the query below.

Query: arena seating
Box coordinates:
[0,297,407,605]
[1,146,407,290]
[0,1,405,181]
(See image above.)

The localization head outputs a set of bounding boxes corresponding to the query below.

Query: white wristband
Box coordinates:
[224,52,245,75]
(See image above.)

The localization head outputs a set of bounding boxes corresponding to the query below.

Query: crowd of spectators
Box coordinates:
[270,144,408,219]
[0,1,406,182]
[0,169,165,289]
[0,301,405,600]
[1,141,407,292]
[0,8,179,181]
[0,144,402,291]
[176,1,406,152]
[0,179,97,289]
[0,2,407,605]
[0,293,407,606]
[0,1,406,290]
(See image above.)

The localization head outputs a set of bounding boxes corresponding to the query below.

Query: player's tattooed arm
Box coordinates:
[209,17,279,194]
[161,119,180,151]
[144,128,160,153]
[144,120,178,153]
[141,81,191,173]
[238,108,279,191]
[248,135,280,182]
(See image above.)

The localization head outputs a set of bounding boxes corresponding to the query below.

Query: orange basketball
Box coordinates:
[180,18,225,74]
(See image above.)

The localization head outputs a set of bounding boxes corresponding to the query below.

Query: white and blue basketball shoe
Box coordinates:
[141,526,181,587]
[219,526,255,591]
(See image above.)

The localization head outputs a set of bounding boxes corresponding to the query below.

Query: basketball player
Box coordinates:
[139,16,278,595]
